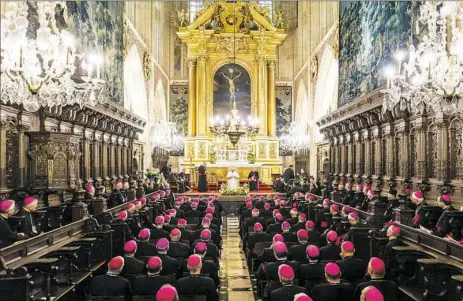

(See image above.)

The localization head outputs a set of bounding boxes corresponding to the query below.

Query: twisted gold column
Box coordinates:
[267,61,276,137]
[188,59,197,137]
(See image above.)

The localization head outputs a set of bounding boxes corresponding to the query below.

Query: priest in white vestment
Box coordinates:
[227,168,240,191]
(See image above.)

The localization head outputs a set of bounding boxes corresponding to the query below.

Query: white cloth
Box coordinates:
[227,171,240,190]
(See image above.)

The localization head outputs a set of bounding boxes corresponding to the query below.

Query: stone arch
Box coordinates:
[313,46,339,143]
[124,45,148,119]
[154,79,167,121]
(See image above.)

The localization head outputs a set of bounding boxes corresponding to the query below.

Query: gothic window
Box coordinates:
[394,134,402,177]
[189,1,202,23]
[450,119,463,180]
[427,124,438,179]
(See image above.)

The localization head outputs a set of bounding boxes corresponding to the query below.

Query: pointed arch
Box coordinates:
[295,82,309,123]
[124,45,147,119]
[154,79,167,121]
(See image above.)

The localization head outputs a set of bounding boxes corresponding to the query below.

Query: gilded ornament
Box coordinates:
[143,52,152,81]
[274,10,285,29]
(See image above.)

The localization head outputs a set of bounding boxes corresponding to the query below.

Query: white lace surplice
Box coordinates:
[227,171,239,190]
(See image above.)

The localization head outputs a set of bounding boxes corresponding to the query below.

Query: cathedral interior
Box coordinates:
[0,1,463,301]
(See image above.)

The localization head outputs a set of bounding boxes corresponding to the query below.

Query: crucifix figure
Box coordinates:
[221,68,242,105]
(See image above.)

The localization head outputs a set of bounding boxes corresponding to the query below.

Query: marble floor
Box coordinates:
[219,216,256,301]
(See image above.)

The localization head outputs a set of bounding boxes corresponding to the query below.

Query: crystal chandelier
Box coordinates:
[0,1,105,113]
[280,121,310,153]
[153,119,184,152]
[381,2,463,116]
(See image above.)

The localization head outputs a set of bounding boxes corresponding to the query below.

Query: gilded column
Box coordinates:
[188,59,197,137]
[196,56,207,136]
[0,122,6,192]
[267,61,276,137]
[258,55,267,136]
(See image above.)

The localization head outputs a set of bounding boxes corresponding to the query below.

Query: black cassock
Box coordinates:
[198,165,208,192]
[248,171,259,191]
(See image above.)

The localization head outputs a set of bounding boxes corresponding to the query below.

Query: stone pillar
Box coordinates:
[436,116,449,182]
[386,131,395,177]
[196,55,207,136]
[110,138,116,177]
[117,139,123,177]
[128,140,133,175]
[401,127,410,179]
[93,138,100,179]
[17,125,27,187]
[363,131,371,176]
[415,118,427,179]
[347,134,353,174]
[267,61,276,137]
[83,133,91,180]
[340,136,346,174]
[258,55,267,136]
[102,137,108,178]
[188,59,197,137]
[354,132,362,175]
[374,133,382,176]
[0,122,6,192]
[121,141,126,176]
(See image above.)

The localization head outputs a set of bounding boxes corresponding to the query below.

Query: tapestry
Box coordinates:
[339,1,419,107]
[276,87,292,156]
[170,86,188,134]
[213,63,251,118]
[38,1,125,105]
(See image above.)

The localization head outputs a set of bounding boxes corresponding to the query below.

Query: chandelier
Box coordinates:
[209,105,260,146]
[0,1,105,113]
[152,119,184,152]
[381,2,463,116]
[279,121,310,153]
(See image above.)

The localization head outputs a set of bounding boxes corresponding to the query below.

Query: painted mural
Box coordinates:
[170,86,188,135]
[339,1,419,107]
[276,87,292,156]
[213,63,251,118]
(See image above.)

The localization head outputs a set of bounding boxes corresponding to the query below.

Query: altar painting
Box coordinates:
[276,87,292,156]
[339,1,419,107]
[213,63,251,118]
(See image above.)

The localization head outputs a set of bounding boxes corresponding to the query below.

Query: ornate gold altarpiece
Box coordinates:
[177,2,287,184]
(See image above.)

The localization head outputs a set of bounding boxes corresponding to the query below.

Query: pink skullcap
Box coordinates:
[325,262,341,277]
[191,202,198,208]
[206,207,215,214]
[200,229,211,240]
[273,234,284,243]
[170,228,181,238]
[133,200,141,206]
[264,203,271,209]
[273,209,280,216]
[115,181,122,189]
[290,208,298,214]
[390,225,401,236]
[24,196,38,206]
[85,184,94,192]
[108,256,124,270]
[367,189,375,196]
[346,182,352,188]
[156,285,177,301]
[175,201,181,207]
[203,213,212,220]
[273,241,287,254]
[306,194,315,201]
[198,194,204,198]
[194,242,207,253]
[154,216,164,225]
[160,191,166,197]
[341,241,355,252]
[246,202,252,209]
[147,256,162,269]
[164,215,171,223]
[297,229,308,240]
[369,257,385,274]
[275,213,283,222]
[0,200,15,213]
[139,197,146,204]
[274,195,281,200]
[330,204,339,212]
[348,212,359,220]
[254,223,263,231]
[139,228,151,240]
[306,220,315,229]
[166,190,171,195]
[252,208,259,214]
[440,194,451,204]
[413,191,424,200]
[299,213,307,220]
[156,238,169,250]
[306,245,320,258]
[117,210,128,220]
[124,240,137,253]
[282,221,290,230]
[294,294,313,301]
[404,188,411,195]
[214,193,219,198]
[178,219,187,226]
[187,254,202,268]
[208,196,214,201]
[259,196,265,201]
[169,209,176,215]
[278,264,294,279]
[150,195,157,201]
[357,184,363,190]
[323,198,331,206]
[280,200,287,207]
[127,203,135,210]
[364,286,384,301]
[326,230,338,242]
[343,205,351,213]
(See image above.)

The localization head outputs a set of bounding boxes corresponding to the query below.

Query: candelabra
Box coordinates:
[279,121,310,153]
[381,1,463,116]
[0,1,105,112]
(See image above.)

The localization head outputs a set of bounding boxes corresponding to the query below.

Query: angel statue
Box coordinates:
[274,10,285,29]
[176,8,188,27]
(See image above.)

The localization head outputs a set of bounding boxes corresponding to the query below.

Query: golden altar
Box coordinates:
[176,2,288,184]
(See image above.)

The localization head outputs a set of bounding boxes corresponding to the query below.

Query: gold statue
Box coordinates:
[176,8,188,27]
[274,10,284,29]
[221,68,242,103]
